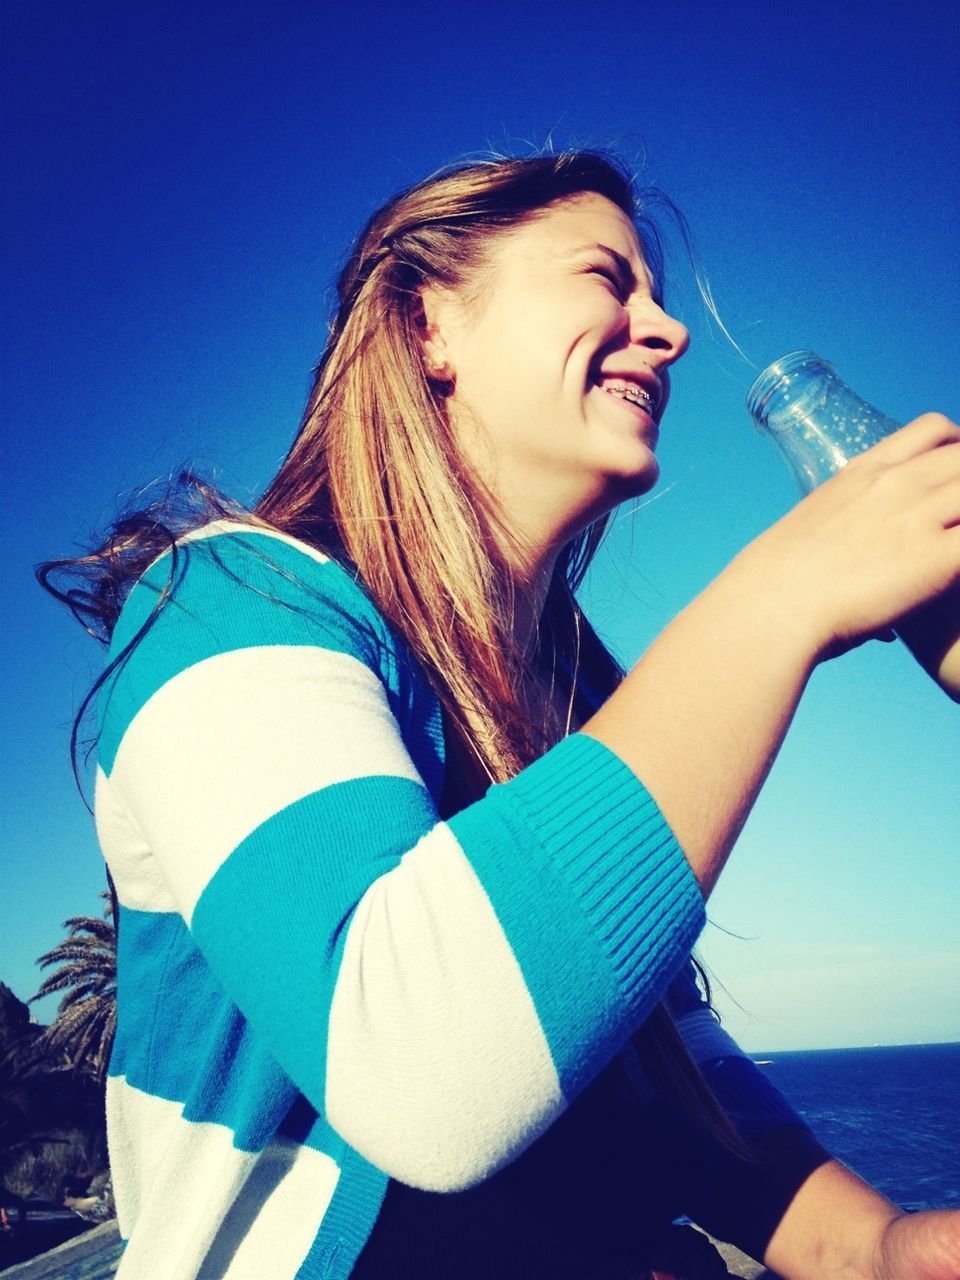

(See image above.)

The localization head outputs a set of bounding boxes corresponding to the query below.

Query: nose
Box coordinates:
[627,299,690,368]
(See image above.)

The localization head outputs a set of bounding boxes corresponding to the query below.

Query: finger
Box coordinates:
[881,444,960,502]
[860,413,960,465]
[943,523,960,562]
[856,441,960,527]
[918,470,960,531]
[927,526,960,596]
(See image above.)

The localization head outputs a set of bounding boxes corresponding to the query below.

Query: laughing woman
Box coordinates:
[42,154,960,1279]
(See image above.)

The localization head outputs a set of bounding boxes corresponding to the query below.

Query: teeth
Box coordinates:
[601,381,654,410]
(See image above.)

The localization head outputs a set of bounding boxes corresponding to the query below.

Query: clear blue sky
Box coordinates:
[4,0,958,1051]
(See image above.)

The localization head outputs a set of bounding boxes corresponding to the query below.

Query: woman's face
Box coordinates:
[423,193,690,548]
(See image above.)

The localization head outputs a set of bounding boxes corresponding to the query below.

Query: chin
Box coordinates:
[604,455,660,499]
[575,459,659,527]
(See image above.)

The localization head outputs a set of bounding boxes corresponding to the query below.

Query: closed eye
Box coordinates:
[589,265,629,301]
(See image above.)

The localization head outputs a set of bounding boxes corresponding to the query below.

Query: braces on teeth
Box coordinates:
[602,382,654,409]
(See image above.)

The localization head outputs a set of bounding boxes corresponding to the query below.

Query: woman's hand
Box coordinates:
[736,413,960,663]
[583,413,960,896]
[871,1208,960,1280]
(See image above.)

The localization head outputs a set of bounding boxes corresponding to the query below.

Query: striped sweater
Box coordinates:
[96,520,714,1278]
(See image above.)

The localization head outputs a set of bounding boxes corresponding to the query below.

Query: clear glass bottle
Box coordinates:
[748,351,960,703]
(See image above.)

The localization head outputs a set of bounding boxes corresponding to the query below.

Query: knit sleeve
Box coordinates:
[97,524,705,1192]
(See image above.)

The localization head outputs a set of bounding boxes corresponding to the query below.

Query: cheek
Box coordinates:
[457,320,561,413]
[450,287,605,441]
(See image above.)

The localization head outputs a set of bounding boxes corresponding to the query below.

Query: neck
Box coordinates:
[492,504,594,658]
[495,497,606,655]
[509,554,557,656]
[463,454,602,652]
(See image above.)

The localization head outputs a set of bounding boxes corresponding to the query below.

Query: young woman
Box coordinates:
[43,153,960,1279]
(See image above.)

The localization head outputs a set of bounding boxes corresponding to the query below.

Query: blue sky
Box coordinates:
[4,0,958,1051]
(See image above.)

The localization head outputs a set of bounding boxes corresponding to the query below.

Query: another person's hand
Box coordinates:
[765,1160,960,1280]
[872,1207,960,1280]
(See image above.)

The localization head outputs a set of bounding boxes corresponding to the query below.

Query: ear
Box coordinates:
[413,284,457,383]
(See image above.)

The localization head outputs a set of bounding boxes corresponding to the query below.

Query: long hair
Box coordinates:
[257,152,664,785]
[39,151,746,1152]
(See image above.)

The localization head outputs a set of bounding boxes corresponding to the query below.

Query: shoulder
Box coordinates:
[98,520,419,767]
[112,520,388,658]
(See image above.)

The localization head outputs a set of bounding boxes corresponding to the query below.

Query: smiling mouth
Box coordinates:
[587,365,662,419]
[599,381,656,414]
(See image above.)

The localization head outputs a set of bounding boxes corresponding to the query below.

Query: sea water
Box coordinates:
[758,1042,960,1210]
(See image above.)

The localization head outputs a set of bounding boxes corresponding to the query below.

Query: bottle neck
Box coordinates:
[747,351,839,434]
[747,351,901,493]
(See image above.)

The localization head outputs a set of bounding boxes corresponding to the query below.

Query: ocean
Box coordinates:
[757,1041,960,1211]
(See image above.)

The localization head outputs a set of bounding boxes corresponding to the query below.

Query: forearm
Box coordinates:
[582,549,817,896]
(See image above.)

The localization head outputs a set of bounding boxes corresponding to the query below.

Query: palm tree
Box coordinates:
[32,893,117,1087]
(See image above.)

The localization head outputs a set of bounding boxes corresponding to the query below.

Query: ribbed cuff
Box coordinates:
[496,732,706,1015]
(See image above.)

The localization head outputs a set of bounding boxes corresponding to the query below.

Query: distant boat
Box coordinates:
[753,1059,774,1066]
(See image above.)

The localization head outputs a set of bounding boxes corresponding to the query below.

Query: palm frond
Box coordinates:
[59,916,116,943]
[31,894,117,1086]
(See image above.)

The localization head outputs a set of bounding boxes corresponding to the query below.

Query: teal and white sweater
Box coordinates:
[96,522,708,1279]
